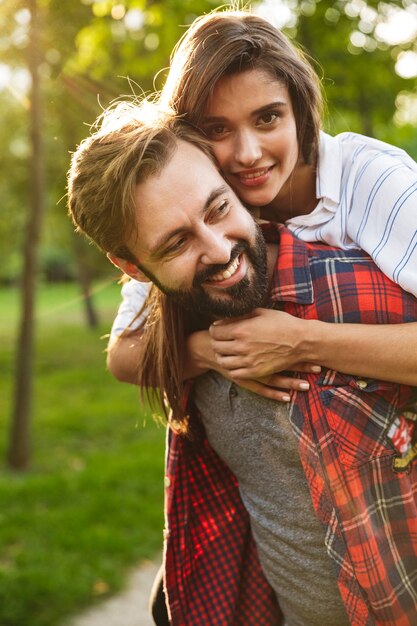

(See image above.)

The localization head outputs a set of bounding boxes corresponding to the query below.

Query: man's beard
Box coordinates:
[143,224,268,319]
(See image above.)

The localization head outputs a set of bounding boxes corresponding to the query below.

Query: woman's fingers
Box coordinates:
[233,372,311,401]
[233,372,310,391]
[236,379,293,402]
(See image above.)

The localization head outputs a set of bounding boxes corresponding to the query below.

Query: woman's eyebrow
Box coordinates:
[202,100,288,123]
[252,101,288,116]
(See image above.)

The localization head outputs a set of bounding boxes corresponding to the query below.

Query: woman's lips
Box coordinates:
[234,165,273,187]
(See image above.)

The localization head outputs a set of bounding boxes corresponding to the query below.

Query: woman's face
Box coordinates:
[202,68,300,208]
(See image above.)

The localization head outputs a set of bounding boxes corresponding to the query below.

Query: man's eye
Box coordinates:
[165,237,187,256]
[209,200,229,221]
[172,237,187,250]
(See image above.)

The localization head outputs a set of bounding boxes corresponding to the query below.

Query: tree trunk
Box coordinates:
[7,0,44,471]
[72,233,99,328]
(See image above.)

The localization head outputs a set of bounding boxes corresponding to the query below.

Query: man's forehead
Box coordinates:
[144,139,219,192]
[171,138,218,174]
[143,138,223,201]
[133,139,228,256]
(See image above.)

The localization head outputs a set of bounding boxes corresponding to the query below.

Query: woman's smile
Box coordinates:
[233,166,275,187]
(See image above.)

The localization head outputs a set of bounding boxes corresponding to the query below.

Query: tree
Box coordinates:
[289,0,417,146]
[8,0,45,470]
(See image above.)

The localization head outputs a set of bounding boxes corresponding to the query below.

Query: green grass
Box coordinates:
[0,280,166,626]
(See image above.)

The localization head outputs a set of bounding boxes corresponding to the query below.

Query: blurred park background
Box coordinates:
[1,0,417,624]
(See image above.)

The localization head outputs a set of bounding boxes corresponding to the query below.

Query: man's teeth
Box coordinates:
[208,256,240,282]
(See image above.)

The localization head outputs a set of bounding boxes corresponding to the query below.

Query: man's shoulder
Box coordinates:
[303,240,377,282]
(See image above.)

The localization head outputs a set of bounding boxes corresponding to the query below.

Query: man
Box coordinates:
[68,101,417,625]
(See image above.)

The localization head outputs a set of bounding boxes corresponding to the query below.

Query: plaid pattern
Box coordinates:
[163,224,417,625]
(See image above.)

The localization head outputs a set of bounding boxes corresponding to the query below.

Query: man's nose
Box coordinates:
[234,130,262,167]
[199,228,232,266]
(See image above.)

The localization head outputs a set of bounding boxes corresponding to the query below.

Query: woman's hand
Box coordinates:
[209,308,318,379]
[222,371,312,402]
[210,309,417,387]
[187,322,318,402]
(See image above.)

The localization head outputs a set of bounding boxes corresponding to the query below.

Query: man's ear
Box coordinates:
[107,253,150,282]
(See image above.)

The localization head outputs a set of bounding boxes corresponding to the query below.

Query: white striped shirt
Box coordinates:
[109,278,151,343]
[110,131,417,340]
[288,131,417,296]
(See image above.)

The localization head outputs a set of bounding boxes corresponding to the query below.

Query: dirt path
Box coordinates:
[65,559,160,626]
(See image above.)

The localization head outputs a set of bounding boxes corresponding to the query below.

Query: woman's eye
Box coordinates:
[204,125,227,139]
[258,112,279,126]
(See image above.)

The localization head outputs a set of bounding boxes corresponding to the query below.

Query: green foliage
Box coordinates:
[0,283,166,626]
[38,245,75,281]
[290,1,417,140]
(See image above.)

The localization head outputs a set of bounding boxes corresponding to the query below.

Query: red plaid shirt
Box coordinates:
[163,224,417,625]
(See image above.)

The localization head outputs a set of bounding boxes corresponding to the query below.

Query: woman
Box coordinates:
[108,9,417,397]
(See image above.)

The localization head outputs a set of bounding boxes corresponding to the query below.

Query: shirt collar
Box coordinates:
[261,223,314,305]
[316,131,343,206]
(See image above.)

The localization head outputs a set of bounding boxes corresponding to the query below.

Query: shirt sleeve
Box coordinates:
[109,279,151,344]
[346,151,417,297]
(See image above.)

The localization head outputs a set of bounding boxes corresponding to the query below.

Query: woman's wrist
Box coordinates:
[300,319,417,385]
[184,330,214,379]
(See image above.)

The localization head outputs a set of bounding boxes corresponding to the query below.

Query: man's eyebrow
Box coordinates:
[202,100,288,123]
[148,184,230,259]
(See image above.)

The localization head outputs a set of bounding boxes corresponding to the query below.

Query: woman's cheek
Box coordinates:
[211,142,230,170]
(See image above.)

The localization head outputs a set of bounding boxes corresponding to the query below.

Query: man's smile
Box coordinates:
[204,253,247,288]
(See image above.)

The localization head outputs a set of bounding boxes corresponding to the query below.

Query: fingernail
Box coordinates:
[311,366,321,373]
[299,382,310,390]
[282,395,291,402]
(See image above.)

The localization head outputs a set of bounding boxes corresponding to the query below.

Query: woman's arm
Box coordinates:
[107,277,317,400]
[209,308,417,386]
[184,328,318,401]
[107,331,144,385]
[107,326,317,401]
[106,277,151,384]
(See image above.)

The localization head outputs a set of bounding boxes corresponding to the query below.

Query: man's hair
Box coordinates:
[137,286,206,433]
[161,9,323,165]
[67,100,213,262]
[68,100,214,431]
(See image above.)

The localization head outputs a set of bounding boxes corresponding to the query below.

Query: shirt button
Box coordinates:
[356,380,368,390]
[164,476,171,488]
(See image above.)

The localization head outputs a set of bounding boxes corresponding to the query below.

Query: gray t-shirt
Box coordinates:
[192,371,350,626]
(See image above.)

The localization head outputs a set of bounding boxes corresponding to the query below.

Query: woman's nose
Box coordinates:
[234,130,262,167]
